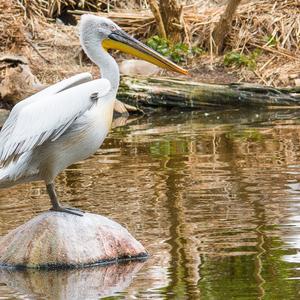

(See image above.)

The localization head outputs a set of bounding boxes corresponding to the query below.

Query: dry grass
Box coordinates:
[190,0,300,86]
[20,0,299,54]
[190,0,299,53]
[68,0,300,86]
[0,0,26,53]
[1,0,299,87]
[18,0,150,19]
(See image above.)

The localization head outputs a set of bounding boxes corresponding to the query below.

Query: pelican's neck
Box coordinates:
[81,38,120,97]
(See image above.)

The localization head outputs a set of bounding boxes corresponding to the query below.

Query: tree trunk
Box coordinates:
[148,0,167,39]
[118,76,300,109]
[159,0,187,43]
[212,0,242,54]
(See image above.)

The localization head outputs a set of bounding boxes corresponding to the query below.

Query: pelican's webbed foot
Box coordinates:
[46,183,84,217]
[50,206,84,217]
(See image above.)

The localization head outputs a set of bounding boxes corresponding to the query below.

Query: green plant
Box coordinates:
[264,35,278,47]
[147,35,170,56]
[224,50,261,70]
[146,35,204,63]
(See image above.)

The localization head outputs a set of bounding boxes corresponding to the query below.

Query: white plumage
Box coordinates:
[0,14,187,216]
[0,16,118,216]
[0,77,111,163]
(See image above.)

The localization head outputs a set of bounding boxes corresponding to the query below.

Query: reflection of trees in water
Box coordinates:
[130,117,300,297]
[161,154,201,299]
[3,111,300,297]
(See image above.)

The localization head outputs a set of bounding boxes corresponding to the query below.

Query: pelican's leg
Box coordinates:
[46,183,84,217]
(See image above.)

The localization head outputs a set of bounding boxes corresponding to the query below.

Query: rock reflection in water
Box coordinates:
[0,261,144,299]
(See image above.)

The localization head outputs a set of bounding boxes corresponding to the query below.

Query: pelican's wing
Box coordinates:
[3,72,93,123]
[0,73,93,138]
[0,78,111,163]
[32,72,94,98]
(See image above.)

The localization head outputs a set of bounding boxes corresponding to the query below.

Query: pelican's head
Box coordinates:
[80,15,188,75]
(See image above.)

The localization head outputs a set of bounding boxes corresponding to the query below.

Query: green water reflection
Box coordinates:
[2,109,300,299]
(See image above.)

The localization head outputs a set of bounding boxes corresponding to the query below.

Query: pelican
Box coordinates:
[0,15,187,216]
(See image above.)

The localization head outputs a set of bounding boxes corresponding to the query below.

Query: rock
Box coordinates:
[0,260,144,299]
[114,99,130,116]
[113,99,142,118]
[0,54,44,105]
[119,59,160,76]
[0,109,9,127]
[0,212,148,268]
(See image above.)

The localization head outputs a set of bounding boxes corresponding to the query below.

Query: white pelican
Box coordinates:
[0,15,187,216]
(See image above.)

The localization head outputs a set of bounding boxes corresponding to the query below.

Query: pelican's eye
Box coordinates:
[100,23,116,33]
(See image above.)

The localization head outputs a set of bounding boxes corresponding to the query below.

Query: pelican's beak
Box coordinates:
[102,29,188,75]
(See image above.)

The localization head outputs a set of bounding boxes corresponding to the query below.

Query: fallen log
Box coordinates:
[118,76,300,109]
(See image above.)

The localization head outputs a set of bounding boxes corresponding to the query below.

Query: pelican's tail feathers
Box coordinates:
[0,154,40,189]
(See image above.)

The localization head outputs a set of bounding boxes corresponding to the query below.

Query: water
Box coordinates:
[2,108,300,299]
